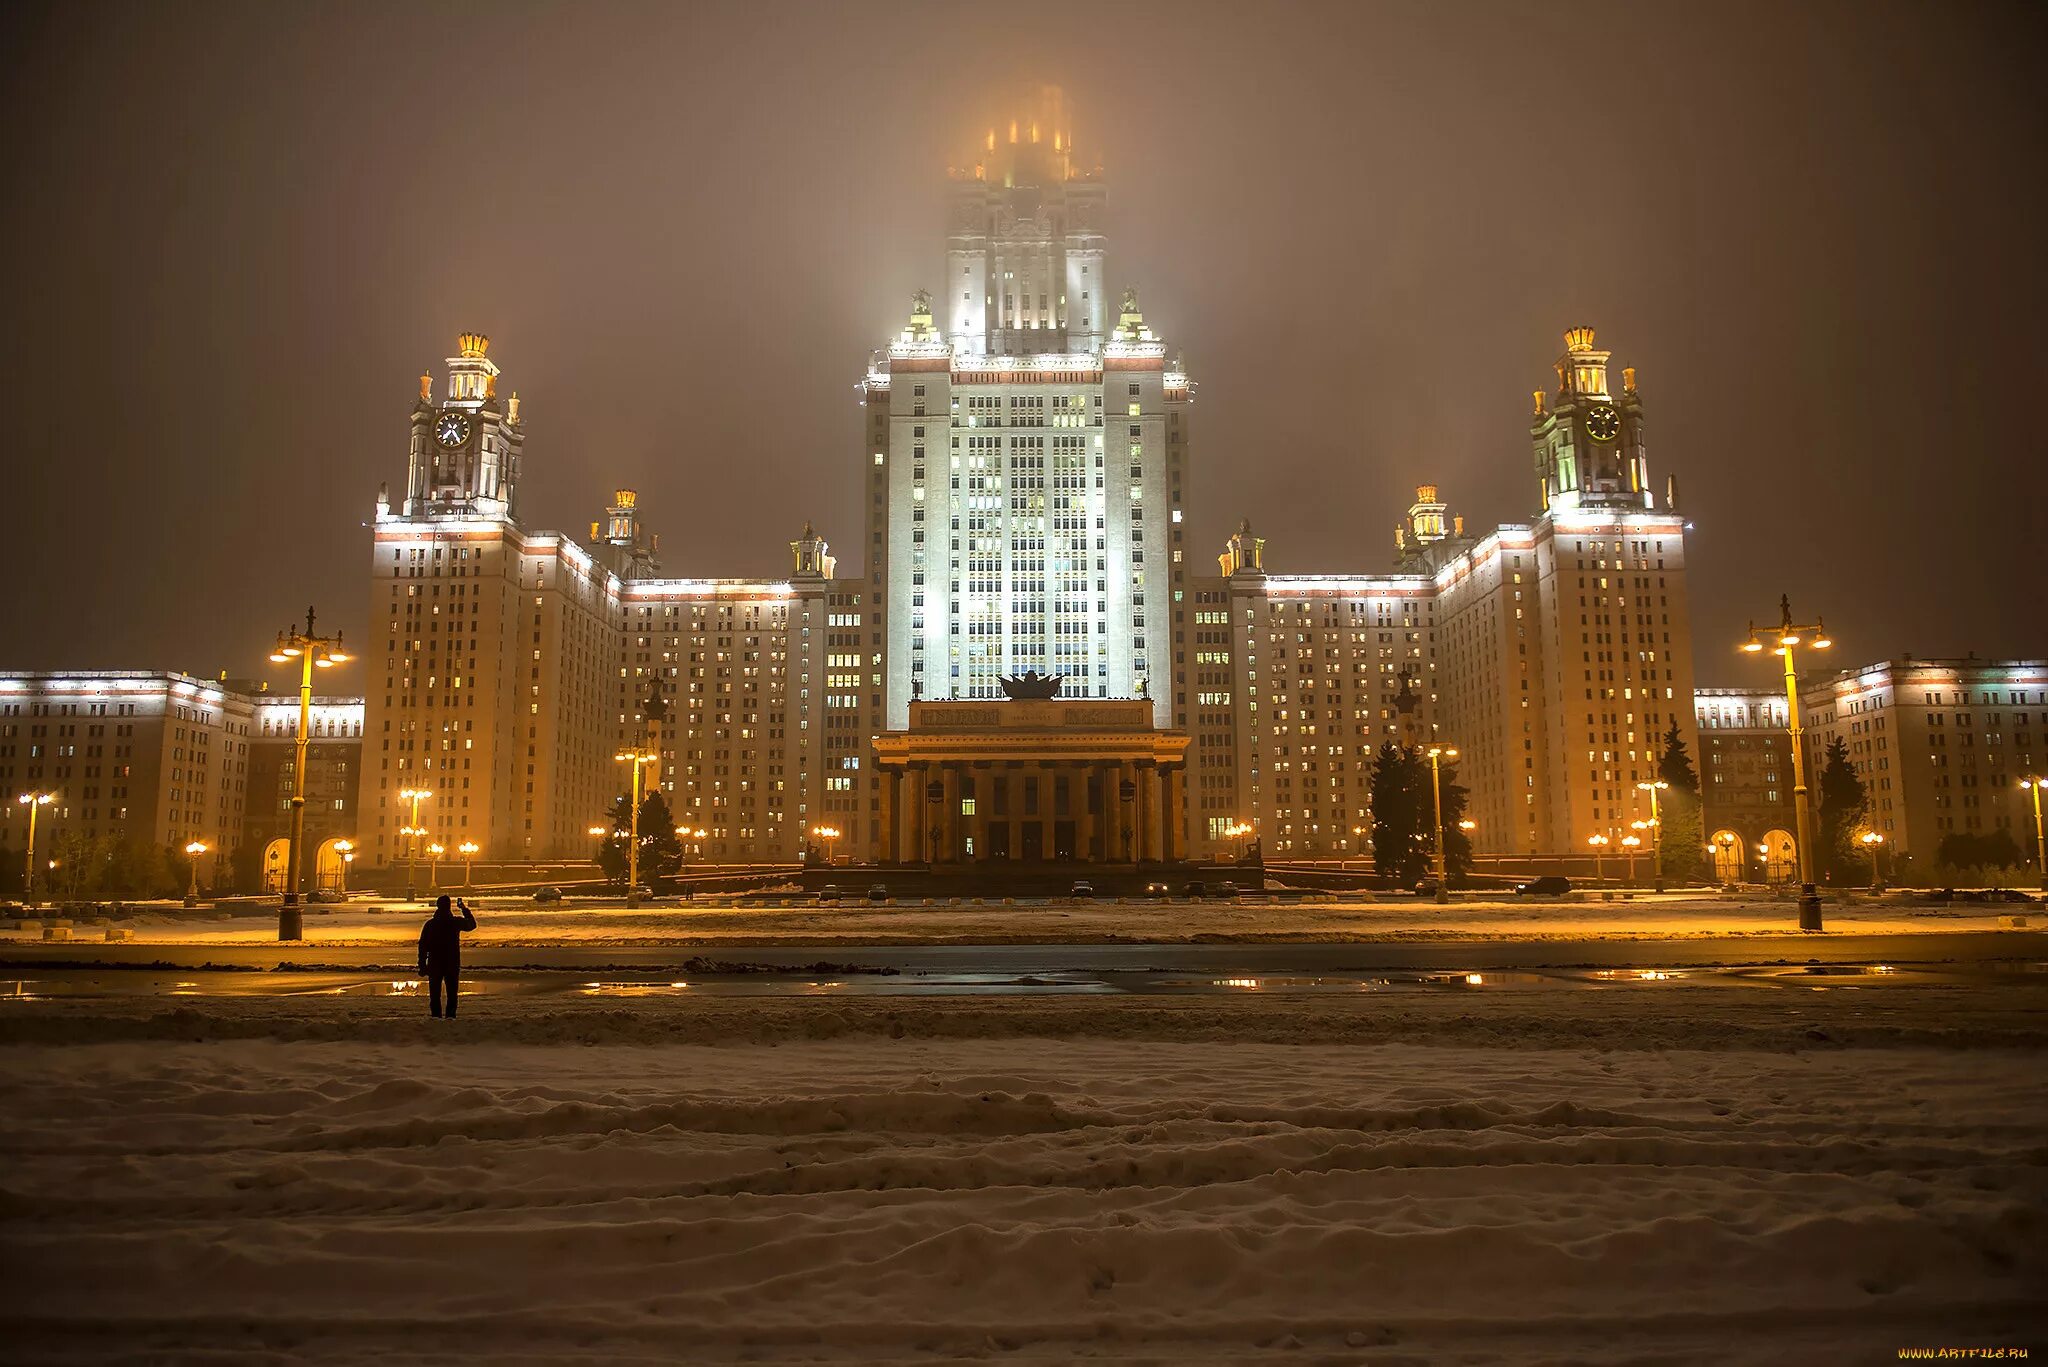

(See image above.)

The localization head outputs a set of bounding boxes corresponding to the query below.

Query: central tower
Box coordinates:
[863,88,1192,730]
[945,84,1107,357]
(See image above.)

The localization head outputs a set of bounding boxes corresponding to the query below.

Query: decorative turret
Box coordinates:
[1532,325,1651,515]
[790,520,836,580]
[595,488,660,579]
[394,332,523,522]
[1219,518,1266,578]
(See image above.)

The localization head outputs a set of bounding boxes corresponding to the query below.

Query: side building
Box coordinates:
[1184,329,1700,863]
[1800,656,2046,871]
[0,670,362,890]
[363,335,836,867]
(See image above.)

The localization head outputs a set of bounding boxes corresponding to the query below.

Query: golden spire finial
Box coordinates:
[1532,389,1545,415]
[507,391,521,423]
[1623,365,1638,393]
[485,373,497,399]
[458,332,489,359]
[1564,326,1596,354]
[420,370,432,403]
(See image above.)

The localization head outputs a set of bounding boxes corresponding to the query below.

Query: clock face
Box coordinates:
[1585,404,1620,443]
[435,412,472,448]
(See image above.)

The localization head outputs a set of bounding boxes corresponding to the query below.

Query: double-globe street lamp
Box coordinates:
[1587,832,1609,887]
[398,788,433,901]
[1425,743,1458,904]
[613,747,658,908]
[1741,595,1832,931]
[183,840,208,907]
[458,841,479,889]
[1859,830,1886,892]
[2019,777,2048,892]
[268,607,349,941]
[1635,779,1670,892]
[16,791,55,906]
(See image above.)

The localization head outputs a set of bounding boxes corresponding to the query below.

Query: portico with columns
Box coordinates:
[872,696,1191,868]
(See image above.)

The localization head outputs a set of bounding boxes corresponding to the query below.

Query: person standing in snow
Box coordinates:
[416,894,477,1018]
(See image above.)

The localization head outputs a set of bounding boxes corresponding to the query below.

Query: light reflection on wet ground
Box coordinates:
[1,960,2037,1002]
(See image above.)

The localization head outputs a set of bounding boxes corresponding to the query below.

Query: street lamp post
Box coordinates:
[183,840,208,908]
[613,748,658,908]
[674,826,706,884]
[426,842,444,889]
[1636,780,1669,892]
[1587,832,1608,887]
[1714,832,1739,887]
[1859,830,1885,892]
[15,792,54,906]
[333,839,354,896]
[1742,595,1832,930]
[1349,823,1369,871]
[1621,833,1642,886]
[811,824,841,865]
[268,607,349,940]
[398,788,433,901]
[2020,778,2047,892]
[1425,744,1459,904]
[458,841,478,889]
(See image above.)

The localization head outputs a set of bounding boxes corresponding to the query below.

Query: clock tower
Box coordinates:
[403,332,524,521]
[1529,326,1649,514]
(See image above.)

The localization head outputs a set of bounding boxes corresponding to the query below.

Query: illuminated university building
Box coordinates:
[1180,329,1701,861]
[361,337,838,865]
[356,95,1701,869]
[0,671,364,885]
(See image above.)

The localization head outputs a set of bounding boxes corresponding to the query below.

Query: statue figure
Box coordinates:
[1121,286,1139,315]
[911,287,933,318]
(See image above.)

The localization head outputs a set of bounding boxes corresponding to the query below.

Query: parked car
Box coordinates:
[532,886,563,903]
[1069,880,1096,899]
[866,884,890,903]
[1183,880,1208,898]
[1410,877,1442,897]
[817,884,841,904]
[1515,875,1572,896]
[1144,881,1171,899]
[1213,880,1238,898]
[308,889,347,904]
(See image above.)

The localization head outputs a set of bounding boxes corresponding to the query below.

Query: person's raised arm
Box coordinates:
[458,898,477,931]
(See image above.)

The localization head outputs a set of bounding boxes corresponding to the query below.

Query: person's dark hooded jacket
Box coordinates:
[417,899,476,971]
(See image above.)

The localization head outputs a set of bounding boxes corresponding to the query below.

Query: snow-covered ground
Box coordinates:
[4,990,2045,1363]
[5,889,2033,948]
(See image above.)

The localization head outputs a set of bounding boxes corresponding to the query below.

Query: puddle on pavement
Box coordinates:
[1,960,2035,1002]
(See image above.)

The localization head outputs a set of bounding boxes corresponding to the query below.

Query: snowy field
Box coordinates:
[4,989,2045,1364]
[5,889,2032,948]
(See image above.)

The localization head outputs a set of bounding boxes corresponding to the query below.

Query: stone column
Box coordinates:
[1076,762,1096,863]
[1161,765,1183,863]
[1034,762,1054,862]
[1135,761,1156,864]
[940,763,960,865]
[878,766,897,865]
[1116,761,1136,863]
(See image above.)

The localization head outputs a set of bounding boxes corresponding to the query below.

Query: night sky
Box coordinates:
[3,1,2042,684]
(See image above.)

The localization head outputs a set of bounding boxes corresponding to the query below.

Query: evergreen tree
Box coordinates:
[1656,720,1706,884]
[1815,735,1869,884]
[1368,745,1471,886]
[598,789,683,886]
[1369,743,1422,884]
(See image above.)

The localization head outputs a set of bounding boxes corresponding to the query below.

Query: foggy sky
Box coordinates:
[2,0,2043,686]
